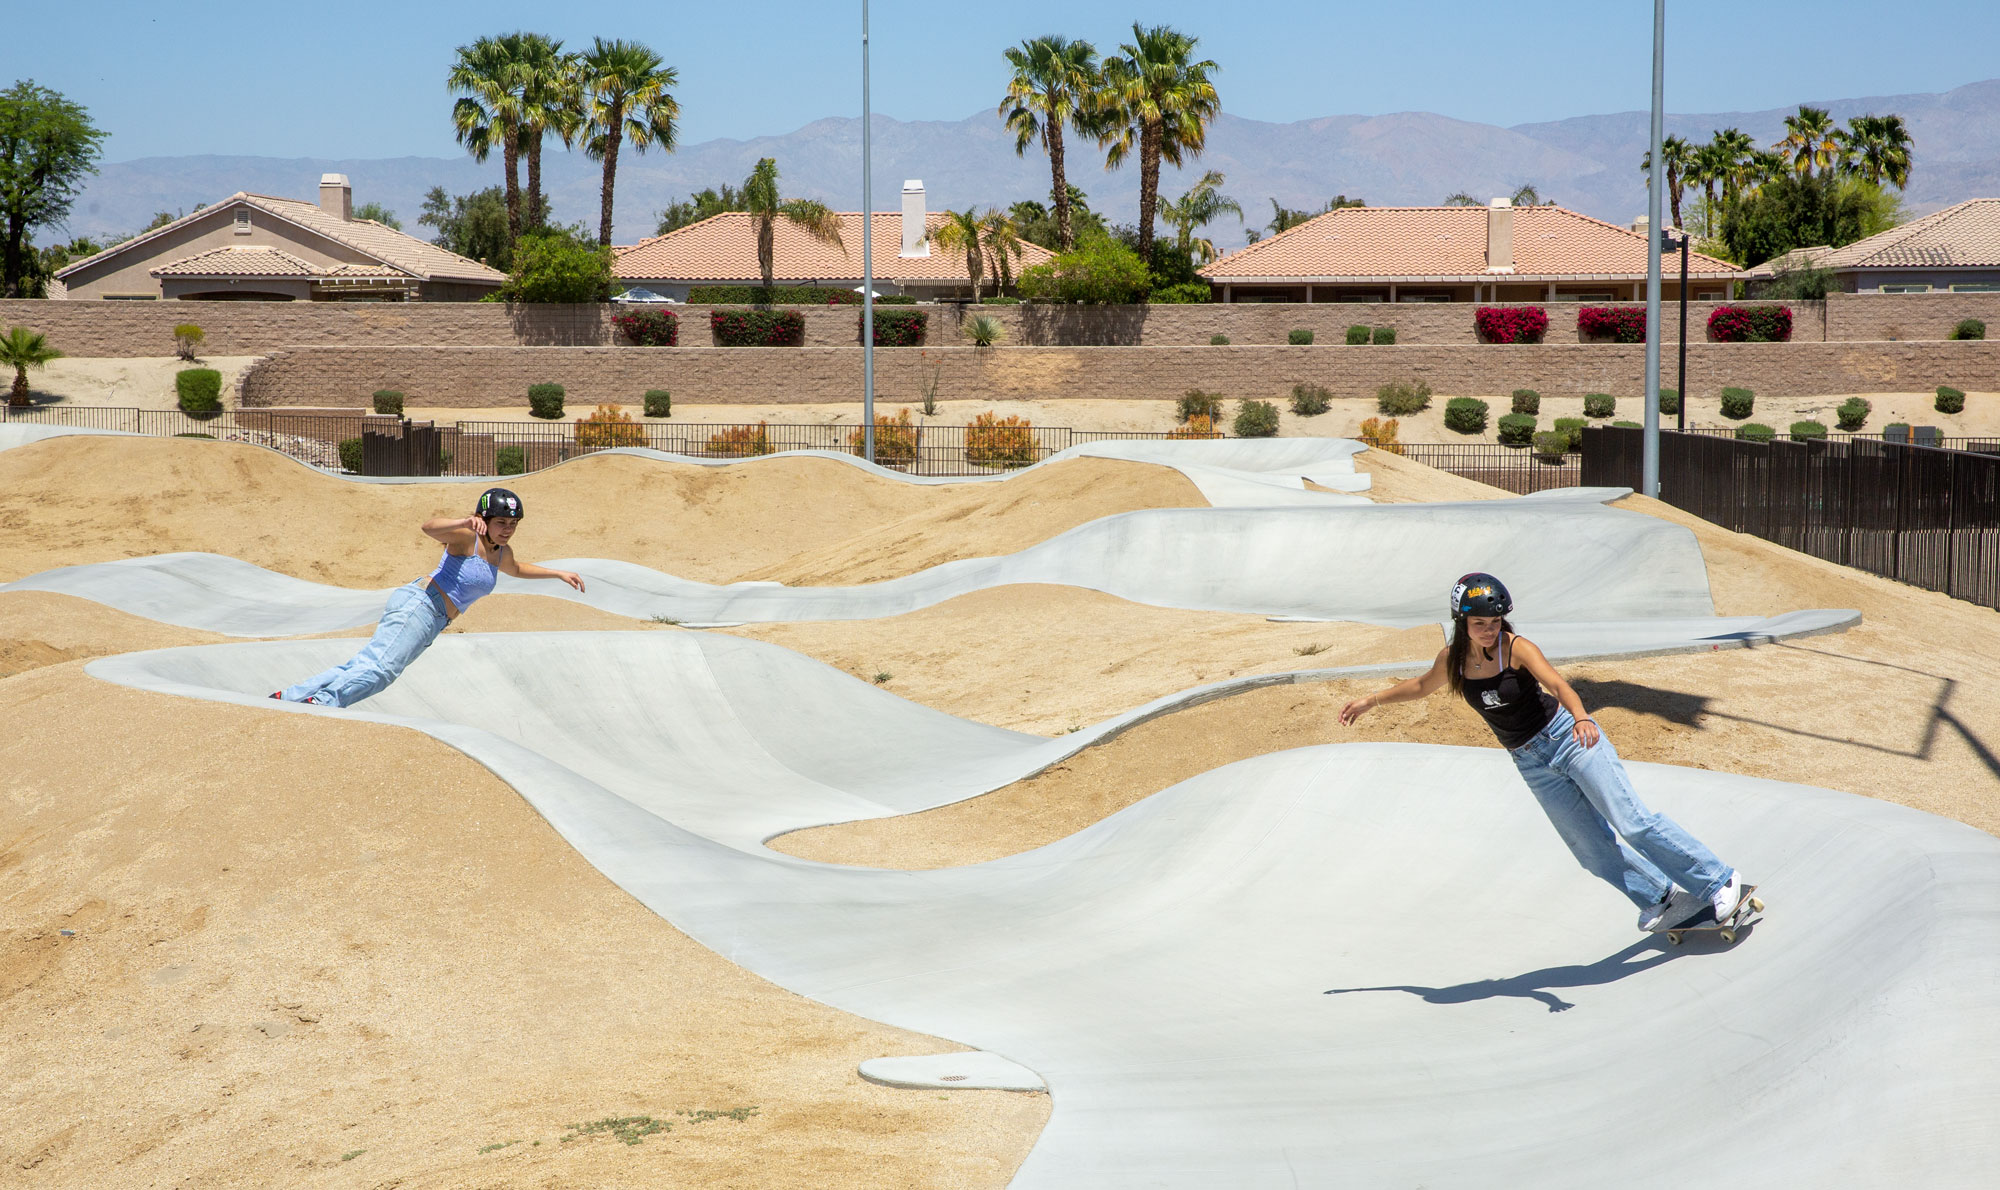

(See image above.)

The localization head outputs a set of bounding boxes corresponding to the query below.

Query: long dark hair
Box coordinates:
[1446,613,1518,696]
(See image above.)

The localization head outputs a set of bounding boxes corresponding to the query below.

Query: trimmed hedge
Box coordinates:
[1707,305,1793,342]
[528,383,565,419]
[1288,328,1315,345]
[495,445,526,475]
[1443,396,1489,434]
[1583,393,1616,418]
[1532,431,1570,458]
[175,367,222,416]
[612,307,680,346]
[1836,396,1871,430]
[1149,282,1213,304]
[1345,325,1371,345]
[860,307,927,347]
[1576,306,1648,343]
[1234,399,1281,437]
[1288,383,1331,416]
[1474,306,1549,344]
[1510,388,1540,415]
[1736,422,1776,442]
[338,437,363,473]
[1552,417,1587,451]
[689,285,860,305]
[643,389,672,418]
[1376,379,1433,416]
[1789,420,1828,440]
[371,389,404,416]
[1936,385,1966,414]
[1720,386,1755,419]
[1658,387,1680,415]
[1372,326,1397,345]
[712,309,806,346]
[1951,318,1986,340]
[1612,420,1643,429]
[1497,412,1536,446]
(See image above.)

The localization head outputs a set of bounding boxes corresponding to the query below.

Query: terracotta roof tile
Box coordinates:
[1816,199,2000,270]
[151,245,321,278]
[614,212,1055,284]
[1201,205,1739,282]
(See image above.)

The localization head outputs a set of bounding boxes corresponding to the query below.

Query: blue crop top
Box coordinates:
[426,541,499,612]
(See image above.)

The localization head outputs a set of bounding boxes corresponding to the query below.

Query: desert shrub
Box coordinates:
[576,403,646,450]
[1583,392,1617,418]
[499,229,614,302]
[1553,417,1587,451]
[850,407,918,464]
[1836,396,1871,430]
[1719,386,1755,419]
[965,411,1040,466]
[1473,306,1549,344]
[527,383,565,419]
[1576,306,1648,343]
[371,389,404,416]
[1951,318,1986,341]
[962,313,1004,347]
[1209,334,1230,345]
[338,437,363,473]
[1358,416,1405,455]
[1345,325,1371,345]
[688,285,859,305]
[1015,238,1150,304]
[981,295,1021,305]
[1288,328,1315,346]
[707,421,772,457]
[1936,385,1966,414]
[175,367,222,416]
[1496,412,1536,446]
[711,309,806,346]
[1289,383,1332,416]
[1736,422,1776,442]
[1883,422,1911,442]
[643,389,672,418]
[1149,281,1213,303]
[172,323,204,361]
[1612,419,1644,429]
[1532,430,1570,458]
[1177,389,1225,423]
[1234,399,1281,438]
[495,444,526,475]
[861,307,928,346]
[1658,388,1680,415]
[1443,396,1489,434]
[1707,305,1793,342]
[1376,379,1433,416]
[611,308,680,346]
[1789,420,1829,440]
[1510,388,1540,415]
[1372,326,1397,345]
[1168,413,1218,439]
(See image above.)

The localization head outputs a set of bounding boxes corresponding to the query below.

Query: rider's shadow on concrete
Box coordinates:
[1323,938,1675,1014]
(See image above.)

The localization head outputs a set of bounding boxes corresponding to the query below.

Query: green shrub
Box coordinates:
[861,307,928,346]
[1789,420,1828,440]
[498,229,614,302]
[371,389,404,416]
[1936,385,1966,414]
[1532,430,1570,458]
[981,295,1021,305]
[1376,379,1433,416]
[1209,333,1230,345]
[338,437,363,473]
[711,309,806,346]
[495,444,526,475]
[1149,281,1213,303]
[1443,396,1489,434]
[1497,412,1536,446]
[1015,238,1150,304]
[172,322,204,361]
[175,367,222,416]
[1288,328,1315,345]
[1735,422,1776,442]
[527,383,565,419]
[1177,389,1225,423]
[1345,325,1371,345]
[1658,388,1680,415]
[1719,386,1755,419]
[1233,398,1281,437]
[1613,419,1645,429]
[1883,422,1911,442]
[643,389,672,418]
[1510,388,1540,415]
[1553,416,1587,451]
[1583,393,1616,418]
[1836,396,1871,430]
[1372,326,1397,345]
[686,284,859,305]
[1289,383,1332,416]
[1951,318,1986,340]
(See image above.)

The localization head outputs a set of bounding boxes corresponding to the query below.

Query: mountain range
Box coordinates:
[58,79,2000,253]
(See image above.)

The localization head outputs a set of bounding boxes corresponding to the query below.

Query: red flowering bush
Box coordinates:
[611,308,679,346]
[858,308,928,346]
[1576,306,1648,343]
[1474,306,1549,344]
[711,309,806,346]
[1706,305,1792,342]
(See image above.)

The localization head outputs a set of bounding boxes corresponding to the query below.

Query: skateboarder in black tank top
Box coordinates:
[1338,572,1748,932]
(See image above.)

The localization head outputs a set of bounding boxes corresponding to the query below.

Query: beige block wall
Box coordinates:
[237,341,2000,409]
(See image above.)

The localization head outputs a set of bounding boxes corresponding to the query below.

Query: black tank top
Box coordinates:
[1461,635,1557,749]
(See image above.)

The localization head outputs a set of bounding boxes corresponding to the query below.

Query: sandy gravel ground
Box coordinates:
[17,355,264,409]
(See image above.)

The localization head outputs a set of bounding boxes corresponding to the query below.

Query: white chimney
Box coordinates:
[1485,197,1515,273]
[1630,215,1650,237]
[319,173,352,221]
[900,180,928,257]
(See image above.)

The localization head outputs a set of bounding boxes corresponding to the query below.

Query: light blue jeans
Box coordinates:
[281,581,449,708]
[1509,705,1731,908]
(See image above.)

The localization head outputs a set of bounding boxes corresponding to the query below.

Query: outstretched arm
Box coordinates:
[1339,648,1449,726]
[496,549,586,593]
[1510,636,1598,747]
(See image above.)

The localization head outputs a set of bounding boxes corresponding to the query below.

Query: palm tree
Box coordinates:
[449,35,528,239]
[1095,23,1221,264]
[1709,127,1759,206]
[1157,169,1241,266]
[577,38,680,246]
[0,325,61,409]
[930,207,989,300]
[741,157,843,289]
[999,35,1100,252]
[1639,134,1694,228]
[1778,105,1841,176]
[979,209,1027,292]
[508,32,575,231]
[1840,113,1914,189]
[1442,192,1480,206]
[1510,183,1553,206]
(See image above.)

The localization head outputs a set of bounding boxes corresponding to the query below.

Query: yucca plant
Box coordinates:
[963,314,1005,347]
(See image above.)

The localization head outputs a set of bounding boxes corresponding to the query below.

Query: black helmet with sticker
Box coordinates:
[1449,572,1512,618]
[475,487,524,520]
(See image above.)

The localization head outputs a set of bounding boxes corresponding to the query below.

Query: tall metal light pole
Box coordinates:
[1676,227,1689,432]
[856,0,872,460]
[1642,0,1664,497]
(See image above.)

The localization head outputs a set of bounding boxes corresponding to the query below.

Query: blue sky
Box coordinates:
[11,1,2000,161]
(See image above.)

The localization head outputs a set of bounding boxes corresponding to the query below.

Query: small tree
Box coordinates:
[0,325,62,408]
[172,323,205,361]
[498,229,615,303]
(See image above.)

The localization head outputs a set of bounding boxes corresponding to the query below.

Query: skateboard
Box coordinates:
[1653,884,1764,945]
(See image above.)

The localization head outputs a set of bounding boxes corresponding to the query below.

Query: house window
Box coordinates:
[1397,293,1452,303]
[1553,292,1616,302]
[1948,282,2000,293]
[1695,291,1724,301]
[1877,283,1930,293]
[233,210,252,235]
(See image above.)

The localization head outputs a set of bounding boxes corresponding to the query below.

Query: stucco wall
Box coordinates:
[57,204,378,299]
[237,341,2000,409]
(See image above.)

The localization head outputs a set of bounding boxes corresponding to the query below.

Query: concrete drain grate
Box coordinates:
[940,1075,967,1082]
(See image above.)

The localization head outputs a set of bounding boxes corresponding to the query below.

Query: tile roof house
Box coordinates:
[614,180,1054,300]
[1743,199,2000,294]
[52,175,505,301]
[1199,199,1742,303]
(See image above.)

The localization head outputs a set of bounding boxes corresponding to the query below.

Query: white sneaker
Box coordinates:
[1710,872,1746,923]
[1637,892,1676,931]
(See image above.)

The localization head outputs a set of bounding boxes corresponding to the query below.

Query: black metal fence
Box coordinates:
[1398,443,1581,494]
[0,404,398,471]
[1581,425,2000,610]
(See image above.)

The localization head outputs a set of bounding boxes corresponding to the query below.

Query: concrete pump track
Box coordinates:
[14,427,2000,1186]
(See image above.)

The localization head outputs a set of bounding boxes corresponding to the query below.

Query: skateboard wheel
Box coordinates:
[1720,929,1736,943]
[1748,898,1764,913]
[1667,932,1683,945]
